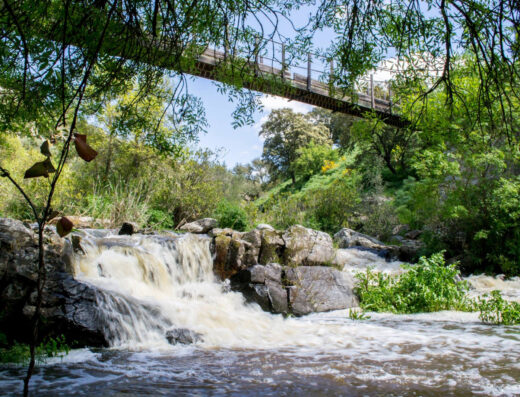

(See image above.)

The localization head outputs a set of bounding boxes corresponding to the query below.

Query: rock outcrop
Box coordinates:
[334,227,423,262]
[334,228,388,251]
[230,263,358,316]
[0,218,108,347]
[180,218,218,234]
[283,225,335,266]
[166,328,203,345]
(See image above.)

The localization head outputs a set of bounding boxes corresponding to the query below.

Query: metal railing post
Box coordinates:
[307,53,312,91]
[281,43,286,80]
[388,81,392,114]
[329,59,334,96]
[254,36,260,76]
[370,74,375,109]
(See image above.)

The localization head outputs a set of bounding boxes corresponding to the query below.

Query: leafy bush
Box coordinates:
[214,200,249,231]
[290,142,338,180]
[303,172,361,233]
[355,252,471,313]
[476,290,520,325]
[0,335,70,364]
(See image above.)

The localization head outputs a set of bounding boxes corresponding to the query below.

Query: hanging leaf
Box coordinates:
[40,140,52,157]
[24,158,56,179]
[74,134,98,162]
[56,216,73,237]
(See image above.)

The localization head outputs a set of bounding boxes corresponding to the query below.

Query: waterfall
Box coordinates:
[70,232,319,349]
[69,230,519,351]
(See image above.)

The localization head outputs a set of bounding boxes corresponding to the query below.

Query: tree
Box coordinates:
[311,0,520,140]
[259,108,332,183]
[351,116,418,175]
[0,1,294,394]
[307,108,358,150]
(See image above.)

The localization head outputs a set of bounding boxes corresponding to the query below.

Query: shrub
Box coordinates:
[214,200,249,231]
[0,335,70,364]
[290,142,338,180]
[355,252,471,313]
[476,290,520,325]
[303,172,361,233]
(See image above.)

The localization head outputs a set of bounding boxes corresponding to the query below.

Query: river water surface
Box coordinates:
[1,231,519,396]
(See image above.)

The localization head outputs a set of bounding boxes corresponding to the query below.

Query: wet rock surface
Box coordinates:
[0,218,108,347]
[166,328,203,345]
[230,263,358,316]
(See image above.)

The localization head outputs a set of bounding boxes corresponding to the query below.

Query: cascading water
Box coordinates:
[1,230,519,396]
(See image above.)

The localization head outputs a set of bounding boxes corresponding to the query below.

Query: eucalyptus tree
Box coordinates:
[260,108,332,183]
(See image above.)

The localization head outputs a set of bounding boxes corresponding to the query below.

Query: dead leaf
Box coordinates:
[24,158,56,179]
[56,216,73,237]
[74,134,98,162]
[40,140,51,157]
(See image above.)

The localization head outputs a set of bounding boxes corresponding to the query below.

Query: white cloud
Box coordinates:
[254,95,314,134]
[259,95,314,114]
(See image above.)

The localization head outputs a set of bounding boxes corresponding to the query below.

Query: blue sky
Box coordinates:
[188,5,336,169]
[190,77,314,168]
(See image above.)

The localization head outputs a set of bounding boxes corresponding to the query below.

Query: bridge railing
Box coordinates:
[201,34,399,115]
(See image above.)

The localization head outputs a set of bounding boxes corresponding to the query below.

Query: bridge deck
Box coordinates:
[194,48,406,127]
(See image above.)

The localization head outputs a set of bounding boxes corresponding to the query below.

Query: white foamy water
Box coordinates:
[1,231,518,396]
[336,247,404,274]
[467,274,520,302]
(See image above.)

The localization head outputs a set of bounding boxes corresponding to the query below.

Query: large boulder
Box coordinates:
[0,218,108,347]
[213,233,258,280]
[231,263,357,316]
[285,266,358,316]
[230,263,288,314]
[258,229,285,265]
[179,218,218,234]
[283,225,335,266]
[0,218,35,250]
[334,228,387,250]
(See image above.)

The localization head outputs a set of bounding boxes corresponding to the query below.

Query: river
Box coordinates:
[1,231,519,396]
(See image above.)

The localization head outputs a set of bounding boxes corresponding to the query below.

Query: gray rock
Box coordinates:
[0,218,35,250]
[334,228,387,250]
[0,218,108,347]
[249,265,266,283]
[208,227,234,237]
[259,229,285,265]
[265,263,282,283]
[396,239,424,261]
[180,218,218,234]
[166,328,203,345]
[266,279,288,314]
[283,225,335,266]
[256,224,274,231]
[285,266,358,316]
[405,229,422,240]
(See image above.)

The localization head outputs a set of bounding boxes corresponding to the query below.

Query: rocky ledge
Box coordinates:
[230,263,358,316]
[0,218,108,347]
